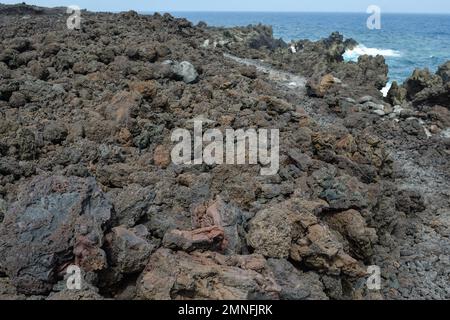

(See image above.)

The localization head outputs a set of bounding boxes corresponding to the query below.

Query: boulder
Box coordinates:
[203,198,247,254]
[102,91,142,125]
[313,171,369,210]
[9,91,26,107]
[246,204,293,259]
[324,209,378,259]
[267,259,328,300]
[153,145,171,168]
[129,80,158,99]
[247,199,367,277]
[29,61,49,80]
[395,189,426,214]
[104,225,154,275]
[136,249,280,300]
[164,60,199,84]
[0,80,19,101]
[43,121,68,144]
[134,45,158,62]
[16,128,37,160]
[108,184,155,228]
[289,222,367,277]
[0,175,112,294]
[162,226,225,252]
[239,65,258,79]
[306,74,339,98]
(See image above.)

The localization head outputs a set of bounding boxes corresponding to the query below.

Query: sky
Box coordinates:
[2,0,450,14]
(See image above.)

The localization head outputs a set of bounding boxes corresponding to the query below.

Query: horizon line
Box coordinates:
[166,10,450,15]
[162,10,450,15]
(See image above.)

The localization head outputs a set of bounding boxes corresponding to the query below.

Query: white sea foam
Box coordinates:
[344,45,402,61]
[381,81,392,97]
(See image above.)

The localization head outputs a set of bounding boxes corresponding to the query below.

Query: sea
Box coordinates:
[168,12,450,86]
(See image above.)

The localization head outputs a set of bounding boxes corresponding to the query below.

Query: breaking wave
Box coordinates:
[344,45,402,61]
[381,81,392,97]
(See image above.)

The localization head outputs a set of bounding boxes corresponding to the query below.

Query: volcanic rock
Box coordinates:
[162,226,226,252]
[137,249,280,300]
[164,60,199,84]
[267,259,328,300]
[104,225,154,275]
[0,175,112,294]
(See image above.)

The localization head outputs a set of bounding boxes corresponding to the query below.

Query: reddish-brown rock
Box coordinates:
[137,249,280,300]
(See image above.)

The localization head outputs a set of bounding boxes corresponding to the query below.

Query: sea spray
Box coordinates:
[343,45,402,61]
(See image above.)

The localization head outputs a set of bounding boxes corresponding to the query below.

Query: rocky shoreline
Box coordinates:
[0,4,449,300]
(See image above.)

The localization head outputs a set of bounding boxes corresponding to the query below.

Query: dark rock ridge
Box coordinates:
[0,5,448,300]
[0,3,66,15]
[388,61,450,108]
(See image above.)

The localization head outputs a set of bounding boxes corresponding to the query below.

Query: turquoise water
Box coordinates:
[169,12,450,83]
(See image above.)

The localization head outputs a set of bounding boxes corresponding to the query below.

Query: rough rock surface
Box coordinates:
[0,4,448,300]
[0,175,111,294]
[267,259,328,300]
[105,225,154,274]
[137,249,280,300]
[389,63,450,108]
[165,60,199,84]
[162,226,226,252]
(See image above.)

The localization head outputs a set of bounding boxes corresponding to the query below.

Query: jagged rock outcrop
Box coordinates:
[0,3,66,15]
[388,61,450,107]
